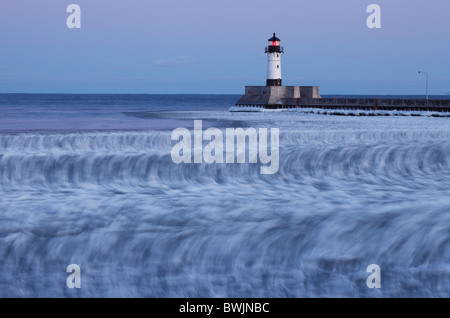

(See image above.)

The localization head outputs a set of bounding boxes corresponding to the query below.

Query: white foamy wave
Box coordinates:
[0,117,449,297]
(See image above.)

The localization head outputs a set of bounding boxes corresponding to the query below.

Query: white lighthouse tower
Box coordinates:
[233,33,321,110]
[265,33,284,86]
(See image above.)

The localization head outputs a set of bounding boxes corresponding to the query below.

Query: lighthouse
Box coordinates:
[234,32,321,110]
[265,33,284,86]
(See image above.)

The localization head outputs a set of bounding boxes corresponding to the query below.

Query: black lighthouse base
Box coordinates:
[266,79,282,86]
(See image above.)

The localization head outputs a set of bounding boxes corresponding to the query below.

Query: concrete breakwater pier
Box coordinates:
[295,97,450,112]
[233,33,450,114]
[235,88,450,112]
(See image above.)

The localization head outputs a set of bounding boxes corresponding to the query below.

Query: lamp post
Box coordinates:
[418,71,429,100]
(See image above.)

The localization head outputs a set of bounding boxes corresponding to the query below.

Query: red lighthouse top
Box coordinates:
[268,33,281,46]
[265,33,283,53]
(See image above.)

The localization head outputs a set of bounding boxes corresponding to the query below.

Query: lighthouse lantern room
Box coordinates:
[265,33,284,86]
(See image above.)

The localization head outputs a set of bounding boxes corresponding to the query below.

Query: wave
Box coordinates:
[229,106,450,117]
[0,128,449,297]
[0,131,449,190]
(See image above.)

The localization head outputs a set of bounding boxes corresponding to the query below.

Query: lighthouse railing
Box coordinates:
[265,46,284,53]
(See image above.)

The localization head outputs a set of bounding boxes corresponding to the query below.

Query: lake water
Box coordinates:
[0,94,449,297]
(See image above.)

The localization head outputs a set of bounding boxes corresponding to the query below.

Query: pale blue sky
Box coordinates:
[0,0,449,94]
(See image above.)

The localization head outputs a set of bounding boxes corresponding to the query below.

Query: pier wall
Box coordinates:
[294,98,450,112]
[236,86,319,106]
[235,86,450,112]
